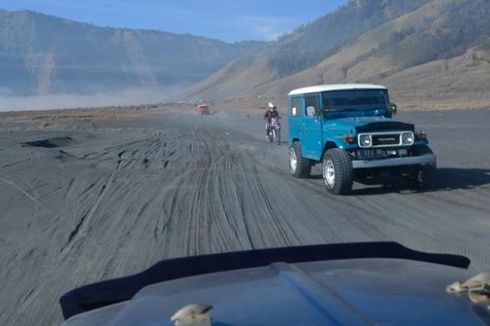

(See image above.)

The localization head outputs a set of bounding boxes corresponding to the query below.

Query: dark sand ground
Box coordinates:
[1,106,489,325]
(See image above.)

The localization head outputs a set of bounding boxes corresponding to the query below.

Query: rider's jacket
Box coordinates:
[264,110,279,122]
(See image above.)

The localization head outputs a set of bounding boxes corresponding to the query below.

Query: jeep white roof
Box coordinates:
[288,84,387,96]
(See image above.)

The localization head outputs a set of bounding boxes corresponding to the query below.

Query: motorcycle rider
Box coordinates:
[264,102,279,137]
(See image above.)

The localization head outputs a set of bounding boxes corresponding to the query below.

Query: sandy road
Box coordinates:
[0,108,489,325]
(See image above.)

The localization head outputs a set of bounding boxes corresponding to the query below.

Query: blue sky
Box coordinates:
[0,0,348,42]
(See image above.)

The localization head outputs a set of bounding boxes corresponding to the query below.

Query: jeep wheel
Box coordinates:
[407,145,437,188]
[289,142,311,178]
[420,166,437,185]
[408,166,437,189]
[322,149,353,195]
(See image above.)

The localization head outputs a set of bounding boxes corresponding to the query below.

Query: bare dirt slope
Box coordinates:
[182,0,490,110]
[1,107,489,325]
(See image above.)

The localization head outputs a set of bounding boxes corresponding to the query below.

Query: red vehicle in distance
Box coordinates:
[196,104,210,116]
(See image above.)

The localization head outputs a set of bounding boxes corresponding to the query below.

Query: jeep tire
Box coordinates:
[408,145,437,188]
[289,142,311,178]
[322,149,353,195]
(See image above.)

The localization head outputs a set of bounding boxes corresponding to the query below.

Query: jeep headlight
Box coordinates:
[401,132,414,145]
[359,134,371,147]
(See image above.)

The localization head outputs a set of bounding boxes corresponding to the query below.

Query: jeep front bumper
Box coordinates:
[352,154,436,169]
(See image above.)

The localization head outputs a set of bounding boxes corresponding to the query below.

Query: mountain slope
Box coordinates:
[181,0,432,99]
[0,9,265,96]
[183,0,490,109]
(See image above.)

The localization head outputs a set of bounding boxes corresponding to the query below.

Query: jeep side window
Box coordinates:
[305,94,319,117]
[290,97,301,117]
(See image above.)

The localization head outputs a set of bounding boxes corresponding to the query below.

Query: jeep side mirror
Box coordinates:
[306,106,317,117]
[390,103,398,114]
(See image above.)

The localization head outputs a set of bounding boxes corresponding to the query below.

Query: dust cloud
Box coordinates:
[0,86,188,111]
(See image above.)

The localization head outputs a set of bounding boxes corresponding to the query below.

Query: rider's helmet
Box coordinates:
[268,102,276,111]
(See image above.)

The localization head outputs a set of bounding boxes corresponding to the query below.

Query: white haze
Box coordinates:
[0,86,188,112]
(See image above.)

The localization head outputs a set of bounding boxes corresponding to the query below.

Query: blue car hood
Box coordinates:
[63,258,488,325]
[324,116,414,134]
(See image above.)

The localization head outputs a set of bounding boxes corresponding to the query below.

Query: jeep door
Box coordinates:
[302,93,323,160]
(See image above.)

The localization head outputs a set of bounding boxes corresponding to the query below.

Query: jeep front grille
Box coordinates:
[358,131,414,148]
[372,134,400,146]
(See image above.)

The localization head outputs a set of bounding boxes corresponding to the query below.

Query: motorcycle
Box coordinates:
[266,116,281,145]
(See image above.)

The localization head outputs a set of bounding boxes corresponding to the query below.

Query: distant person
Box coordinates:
[264,102,279,137]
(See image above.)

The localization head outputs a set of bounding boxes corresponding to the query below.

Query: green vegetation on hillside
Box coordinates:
[268,0,431,77]
[183,0,490,109]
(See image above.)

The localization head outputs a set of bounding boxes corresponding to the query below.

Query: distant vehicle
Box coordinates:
[287,84,437,195]
[59,242,490,325]
[196,104,210,116]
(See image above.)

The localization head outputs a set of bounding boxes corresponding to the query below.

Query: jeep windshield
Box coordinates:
[322,89,389,114]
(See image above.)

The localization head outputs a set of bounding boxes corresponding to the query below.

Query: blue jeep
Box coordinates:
[288,84,437,195]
